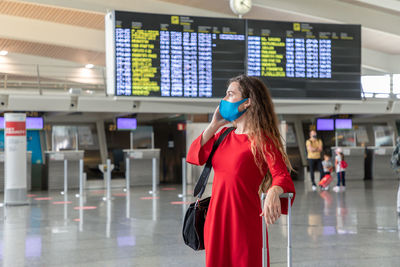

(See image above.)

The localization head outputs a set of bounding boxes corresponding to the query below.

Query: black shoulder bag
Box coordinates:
[182,127,235,251]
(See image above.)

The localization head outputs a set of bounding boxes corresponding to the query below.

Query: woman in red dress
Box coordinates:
[187,75,295,267]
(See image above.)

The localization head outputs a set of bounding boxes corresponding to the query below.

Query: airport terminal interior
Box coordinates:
[0,0,400,266]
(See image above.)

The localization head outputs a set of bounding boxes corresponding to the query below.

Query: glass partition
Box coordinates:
[355,126,369,146]
[130,126,153,149]
[335,129,356,147]
[52,126,78,151]
[373,126,394,147]
[77,125,100,150]
[286,124,297,147]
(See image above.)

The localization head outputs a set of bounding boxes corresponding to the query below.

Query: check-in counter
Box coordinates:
[45,150,84,190]
[331,147,365,180]
[0,151,32,192]
[366,146,396,179]
[123,149,160,186]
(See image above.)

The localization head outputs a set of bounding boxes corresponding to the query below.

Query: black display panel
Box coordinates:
[112,11,362,99]
[247,20,361,99]
[115,11,246,97]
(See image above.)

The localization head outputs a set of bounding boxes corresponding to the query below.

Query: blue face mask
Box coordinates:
[219,98,249,122]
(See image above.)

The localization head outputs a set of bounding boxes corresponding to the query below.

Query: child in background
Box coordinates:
[321,153,334,190]
[333,148,347,192]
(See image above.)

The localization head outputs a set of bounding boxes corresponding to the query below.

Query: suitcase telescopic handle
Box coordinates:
[261,192,294,267]
[261,192,294,201]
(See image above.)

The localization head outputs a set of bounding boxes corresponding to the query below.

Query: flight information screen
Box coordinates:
[247,20,361,99]
[114,11,246,97]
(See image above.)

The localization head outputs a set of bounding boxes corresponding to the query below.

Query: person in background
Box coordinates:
[391,137,400,215]
[306,130,324,191]
[321,153,334,190]
[333,148,346,192]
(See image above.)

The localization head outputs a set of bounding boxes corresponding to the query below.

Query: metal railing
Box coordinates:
[361,74,399,99]
[0,63,106,95]
[0,63,399,100]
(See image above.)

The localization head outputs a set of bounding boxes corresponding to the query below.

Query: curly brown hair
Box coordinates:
[228,75,293,194]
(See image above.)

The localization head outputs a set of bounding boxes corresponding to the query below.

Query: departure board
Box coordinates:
[247,20,361,99]
[114,11,246,97]
[108,11,362,99]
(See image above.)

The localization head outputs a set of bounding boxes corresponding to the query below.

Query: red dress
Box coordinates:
[187,127,295,267]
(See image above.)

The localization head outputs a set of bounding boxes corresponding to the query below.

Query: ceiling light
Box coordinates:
[85,64,94,69]
[0,50,8,56]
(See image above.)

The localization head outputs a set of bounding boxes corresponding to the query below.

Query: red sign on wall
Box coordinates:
[177,123,186,131]
[5,121,26,136]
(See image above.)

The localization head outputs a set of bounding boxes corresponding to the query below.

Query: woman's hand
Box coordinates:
[211,105,228,129]
[201,106,229,146]
[260,186,284,225]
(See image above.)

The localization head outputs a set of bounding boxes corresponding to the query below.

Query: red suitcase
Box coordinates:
[318,174,333,188]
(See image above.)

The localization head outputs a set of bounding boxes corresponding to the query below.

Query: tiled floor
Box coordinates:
[1,179,400,266]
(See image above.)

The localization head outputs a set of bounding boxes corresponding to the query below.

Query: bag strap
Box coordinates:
[193,127,235,198]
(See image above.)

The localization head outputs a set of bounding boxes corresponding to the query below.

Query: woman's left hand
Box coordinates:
[260,186,284,225]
